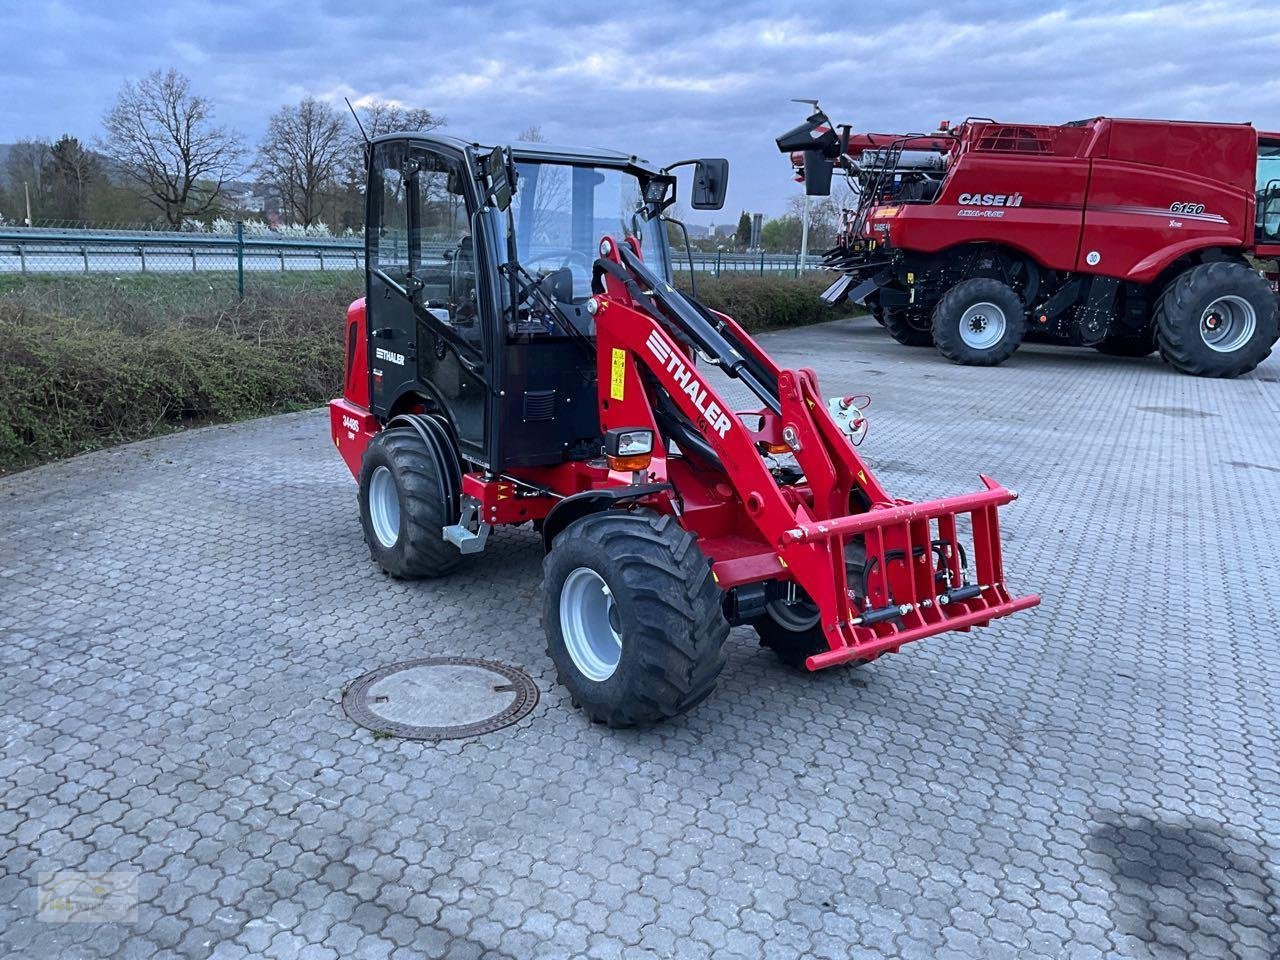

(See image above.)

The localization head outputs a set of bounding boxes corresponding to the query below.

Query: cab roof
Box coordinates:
[370,131,655,171]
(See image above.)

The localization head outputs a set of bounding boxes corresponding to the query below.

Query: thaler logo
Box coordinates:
[957,192,1023,207]
[645,331,733,439]
[374,347,404,366]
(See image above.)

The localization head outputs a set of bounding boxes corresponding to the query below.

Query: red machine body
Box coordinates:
[331,235,1039,669]
[786,112,1280,376]
[856,118,1278,280]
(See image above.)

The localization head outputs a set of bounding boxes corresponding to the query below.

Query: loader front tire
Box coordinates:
[542,510,728,727]
[1154,261,1278,378]
[931,278,1025,366]
[882,309,934,347]
[358,424,461,579]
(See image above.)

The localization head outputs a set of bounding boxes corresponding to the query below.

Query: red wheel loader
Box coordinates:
[779,107,1280,377]
[330,132,1038,726]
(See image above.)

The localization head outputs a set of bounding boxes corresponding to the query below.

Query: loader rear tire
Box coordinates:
[1154,261,1278,378]
[542,510,729,727]
[931,278,1025,366]
[358,424,461,579]
[883,309,934,347]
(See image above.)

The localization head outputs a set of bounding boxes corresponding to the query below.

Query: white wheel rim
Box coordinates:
[368,466,400,548]
[1200,295,1256,353]
[959,301,1007,349]
[559,567,622,682]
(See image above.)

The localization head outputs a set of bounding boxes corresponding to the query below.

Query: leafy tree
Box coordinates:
[736,210,752,250]
[100,68,246,226]
[760,216,803,252]
[44,135,102,223]
[257,98,349,226]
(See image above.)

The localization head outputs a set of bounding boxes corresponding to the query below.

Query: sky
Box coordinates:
[2,0,1279,224]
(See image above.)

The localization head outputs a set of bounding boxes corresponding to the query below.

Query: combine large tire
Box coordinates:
[358,422,461,579]
[931,278,1025,366]
[542,510,728,726]
[883,309,934,347]
[1154,261,1278,378]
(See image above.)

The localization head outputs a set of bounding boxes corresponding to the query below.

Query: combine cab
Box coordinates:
[781,108,1280,377]
[331,131,1038,726]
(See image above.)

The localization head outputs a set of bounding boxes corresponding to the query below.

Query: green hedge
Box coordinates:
[0,271,851,472]
[675,273,851,331]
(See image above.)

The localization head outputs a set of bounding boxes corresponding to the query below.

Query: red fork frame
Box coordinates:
[590,236,1039,670]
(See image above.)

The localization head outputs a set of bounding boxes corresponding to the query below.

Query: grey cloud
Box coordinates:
[2,0,1278,220]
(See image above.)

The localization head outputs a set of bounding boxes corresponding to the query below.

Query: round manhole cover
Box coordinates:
[342,658,539,741]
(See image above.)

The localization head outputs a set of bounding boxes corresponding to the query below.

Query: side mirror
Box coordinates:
[691,158,729,210]
[486,146,513,212]
[802,151,834,197]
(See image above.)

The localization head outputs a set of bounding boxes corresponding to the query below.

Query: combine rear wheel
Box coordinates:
[931,278,1026,366]
[1154,261,1278,377]
[883,309,934,347]
[542,510,729,726]
[358,422,461,579]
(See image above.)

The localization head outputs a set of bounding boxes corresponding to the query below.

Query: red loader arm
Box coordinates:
[591,236,1038,669]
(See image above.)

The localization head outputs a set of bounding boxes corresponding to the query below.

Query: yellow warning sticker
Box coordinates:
[610,348,626,401]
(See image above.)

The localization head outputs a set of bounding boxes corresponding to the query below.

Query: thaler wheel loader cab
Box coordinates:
[360,135,679,472]
[331,131,1037,727]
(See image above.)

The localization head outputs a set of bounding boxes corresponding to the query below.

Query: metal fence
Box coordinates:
[0,225,825,297]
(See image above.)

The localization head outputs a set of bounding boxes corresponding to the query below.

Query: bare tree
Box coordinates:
[101,69,245,226]
[4,139,51,223]
[332,99,445,230]
[517,125,545,143]
[257,98,349,226]
[357,101,445,140]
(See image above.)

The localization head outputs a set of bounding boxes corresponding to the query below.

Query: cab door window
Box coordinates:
[370,142,410,279]
[411,152,480,345]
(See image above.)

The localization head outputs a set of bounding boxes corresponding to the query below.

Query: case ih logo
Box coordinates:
[645,331,734,439]
[374,347,405,366]
[958,192,1023,207]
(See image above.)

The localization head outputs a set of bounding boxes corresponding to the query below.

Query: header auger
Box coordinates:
[331,130,1038,726]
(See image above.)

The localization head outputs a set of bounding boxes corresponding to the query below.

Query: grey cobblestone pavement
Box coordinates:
[3,321,1279,959]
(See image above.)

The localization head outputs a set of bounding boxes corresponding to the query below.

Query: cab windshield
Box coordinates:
[508,161,668,301]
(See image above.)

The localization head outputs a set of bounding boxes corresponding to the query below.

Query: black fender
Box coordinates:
[383,413,462,520]
[541,483,673,552]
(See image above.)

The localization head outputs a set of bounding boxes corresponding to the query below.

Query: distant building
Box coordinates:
[712,224,737,239]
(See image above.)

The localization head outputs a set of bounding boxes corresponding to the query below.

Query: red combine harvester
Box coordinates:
[330,131,1038,726]
[779,107,1280,377]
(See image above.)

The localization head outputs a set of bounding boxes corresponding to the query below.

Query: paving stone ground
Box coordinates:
[2,320,1279,959]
